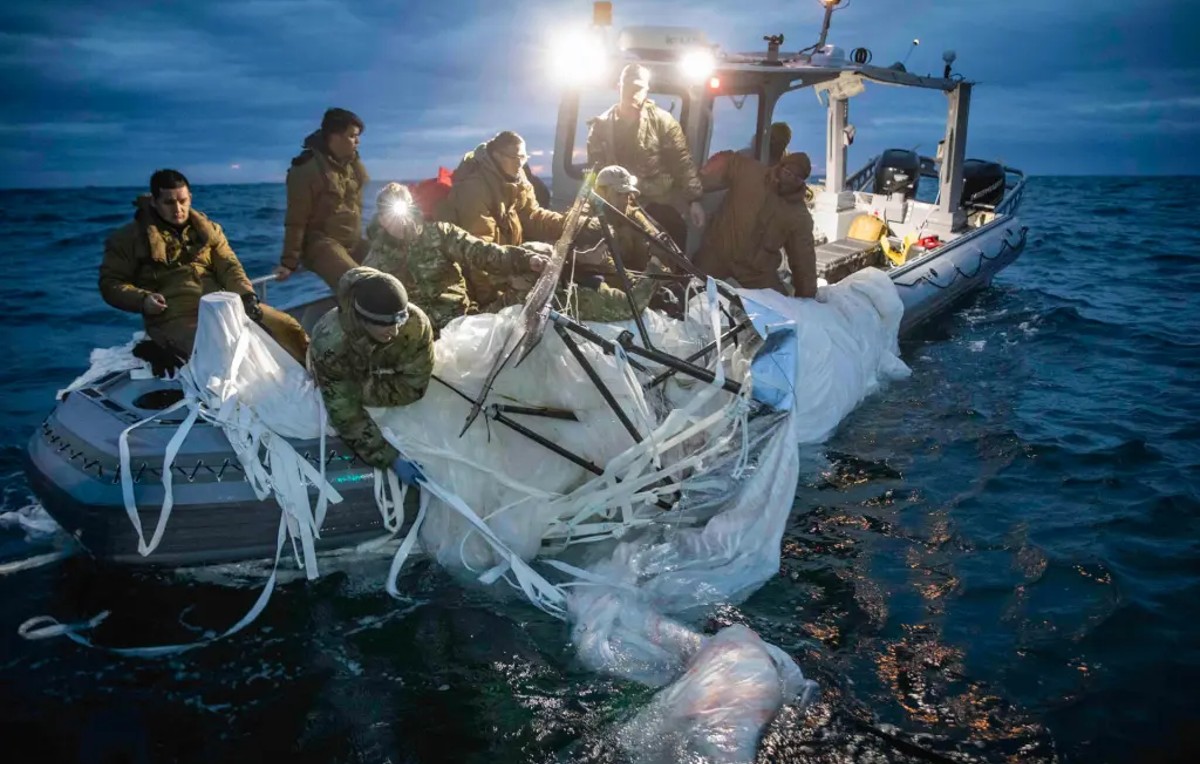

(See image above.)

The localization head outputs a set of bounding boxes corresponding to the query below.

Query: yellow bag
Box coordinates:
[847,213,886,242]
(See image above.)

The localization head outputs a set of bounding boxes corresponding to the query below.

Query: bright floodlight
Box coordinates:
[389,199,410,217]
[548,30,608,87]
[679,49,715,82]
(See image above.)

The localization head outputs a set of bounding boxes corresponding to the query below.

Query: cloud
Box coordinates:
[0,0,1198,186]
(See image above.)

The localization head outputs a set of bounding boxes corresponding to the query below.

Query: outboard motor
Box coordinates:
[872,149,921,198]
[961,159,1005,208]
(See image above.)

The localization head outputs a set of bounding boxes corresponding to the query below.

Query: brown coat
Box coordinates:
[280,131,370,271]
[437,143,566,306]
[100,198,309,361]
[586,100,703,205]
[692,151,817,297]
[437,143,565,246]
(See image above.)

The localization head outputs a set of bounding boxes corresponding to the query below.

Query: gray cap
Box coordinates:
[596,165,639,194]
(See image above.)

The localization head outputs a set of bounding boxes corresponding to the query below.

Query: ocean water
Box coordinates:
[1,177,1198,763]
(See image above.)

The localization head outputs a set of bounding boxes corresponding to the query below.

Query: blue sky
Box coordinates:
[0,0,1196,188]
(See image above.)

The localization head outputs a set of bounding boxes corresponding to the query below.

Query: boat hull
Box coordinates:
[24,373,404,566]
[893,216,1027,336]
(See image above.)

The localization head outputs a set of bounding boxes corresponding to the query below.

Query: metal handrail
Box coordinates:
[845,155,879,192]
[995,166,1026,217]
[250,272,279,301]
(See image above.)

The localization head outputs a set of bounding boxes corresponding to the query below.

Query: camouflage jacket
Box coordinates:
[480,260,662,323]
[309,267,435,468]
[586,100,703,205]
[578,201,667,272]
[362,217,534,332]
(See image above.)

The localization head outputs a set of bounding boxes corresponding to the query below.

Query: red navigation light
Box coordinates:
[708,76,721,90]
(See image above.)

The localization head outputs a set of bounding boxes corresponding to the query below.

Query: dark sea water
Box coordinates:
[1,178,1198,763]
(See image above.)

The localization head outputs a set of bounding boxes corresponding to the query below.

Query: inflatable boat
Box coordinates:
[24,11,1026,568]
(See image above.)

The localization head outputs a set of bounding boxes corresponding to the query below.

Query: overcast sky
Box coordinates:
[0,0,1196,188]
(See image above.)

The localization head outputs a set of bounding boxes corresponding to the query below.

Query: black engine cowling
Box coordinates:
[872,149,921,198]
[961,159,1005,208]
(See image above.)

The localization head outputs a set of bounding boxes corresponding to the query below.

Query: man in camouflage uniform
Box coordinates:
[274,108,370,289]
[375,183,654,325]
[309,267,434,482]
[587,64,705,248]
[364,183,545,333]
[581,165,669,272]
[100,169,309,366]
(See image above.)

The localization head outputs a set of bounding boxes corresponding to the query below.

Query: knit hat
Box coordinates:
[353,273,409,325]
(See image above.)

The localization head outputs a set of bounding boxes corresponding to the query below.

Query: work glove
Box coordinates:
[132,339,188,379]
[391,456,425,487]
[241,293,264,323]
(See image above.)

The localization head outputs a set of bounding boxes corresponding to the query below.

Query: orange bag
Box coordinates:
[408,167,453,219]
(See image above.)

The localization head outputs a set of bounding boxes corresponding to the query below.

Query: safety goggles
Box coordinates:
[354,304,410,327]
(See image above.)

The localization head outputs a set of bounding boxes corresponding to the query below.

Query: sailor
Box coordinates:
[767,122,793,165]
[693,151,818,297]
[737,122,792,165]
[583,164,668,271]
[364,183,548,333]
[273,108,370,289]
[437,130,566,248]
[586,64,705,249]
[309,267,434,485]
[436,130,567,307]
[99,169,310,368]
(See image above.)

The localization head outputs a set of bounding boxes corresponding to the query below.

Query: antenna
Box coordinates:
[901,38,920,67]
[802,0,845,58]
[942,49,957,79]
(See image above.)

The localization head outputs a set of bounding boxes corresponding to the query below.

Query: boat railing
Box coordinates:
[251,273,278,302]
[995,166,1026,217]
[845,156,879,192]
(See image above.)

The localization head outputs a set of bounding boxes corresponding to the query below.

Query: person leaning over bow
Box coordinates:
[308,267,434,486]
[99,168,309,367]
[586,64,706,250]
[274,108,370,289]
[364,183,547,334]
[692,151,818,297]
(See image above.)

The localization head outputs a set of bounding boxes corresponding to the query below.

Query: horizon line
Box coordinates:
[2,172,1199,193]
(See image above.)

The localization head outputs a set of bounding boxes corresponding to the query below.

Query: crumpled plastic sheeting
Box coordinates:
[563,268,908,762]
[369,269,907,763]
[741,268,910,446]
[186,293,328,441]
[57,331,153,399]
[616,625,817,764]
[372,308,662,571]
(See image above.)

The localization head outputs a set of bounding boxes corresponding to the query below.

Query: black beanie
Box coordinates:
[353,274,408,324]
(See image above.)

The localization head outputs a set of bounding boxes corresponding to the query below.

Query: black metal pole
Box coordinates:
[616,331,744,396]
[588,193,741,303]
[554,323,643,443]
[433,374,672,511]
[596,205,653,350]
[646,319,752,390]
[493,404,578,421]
